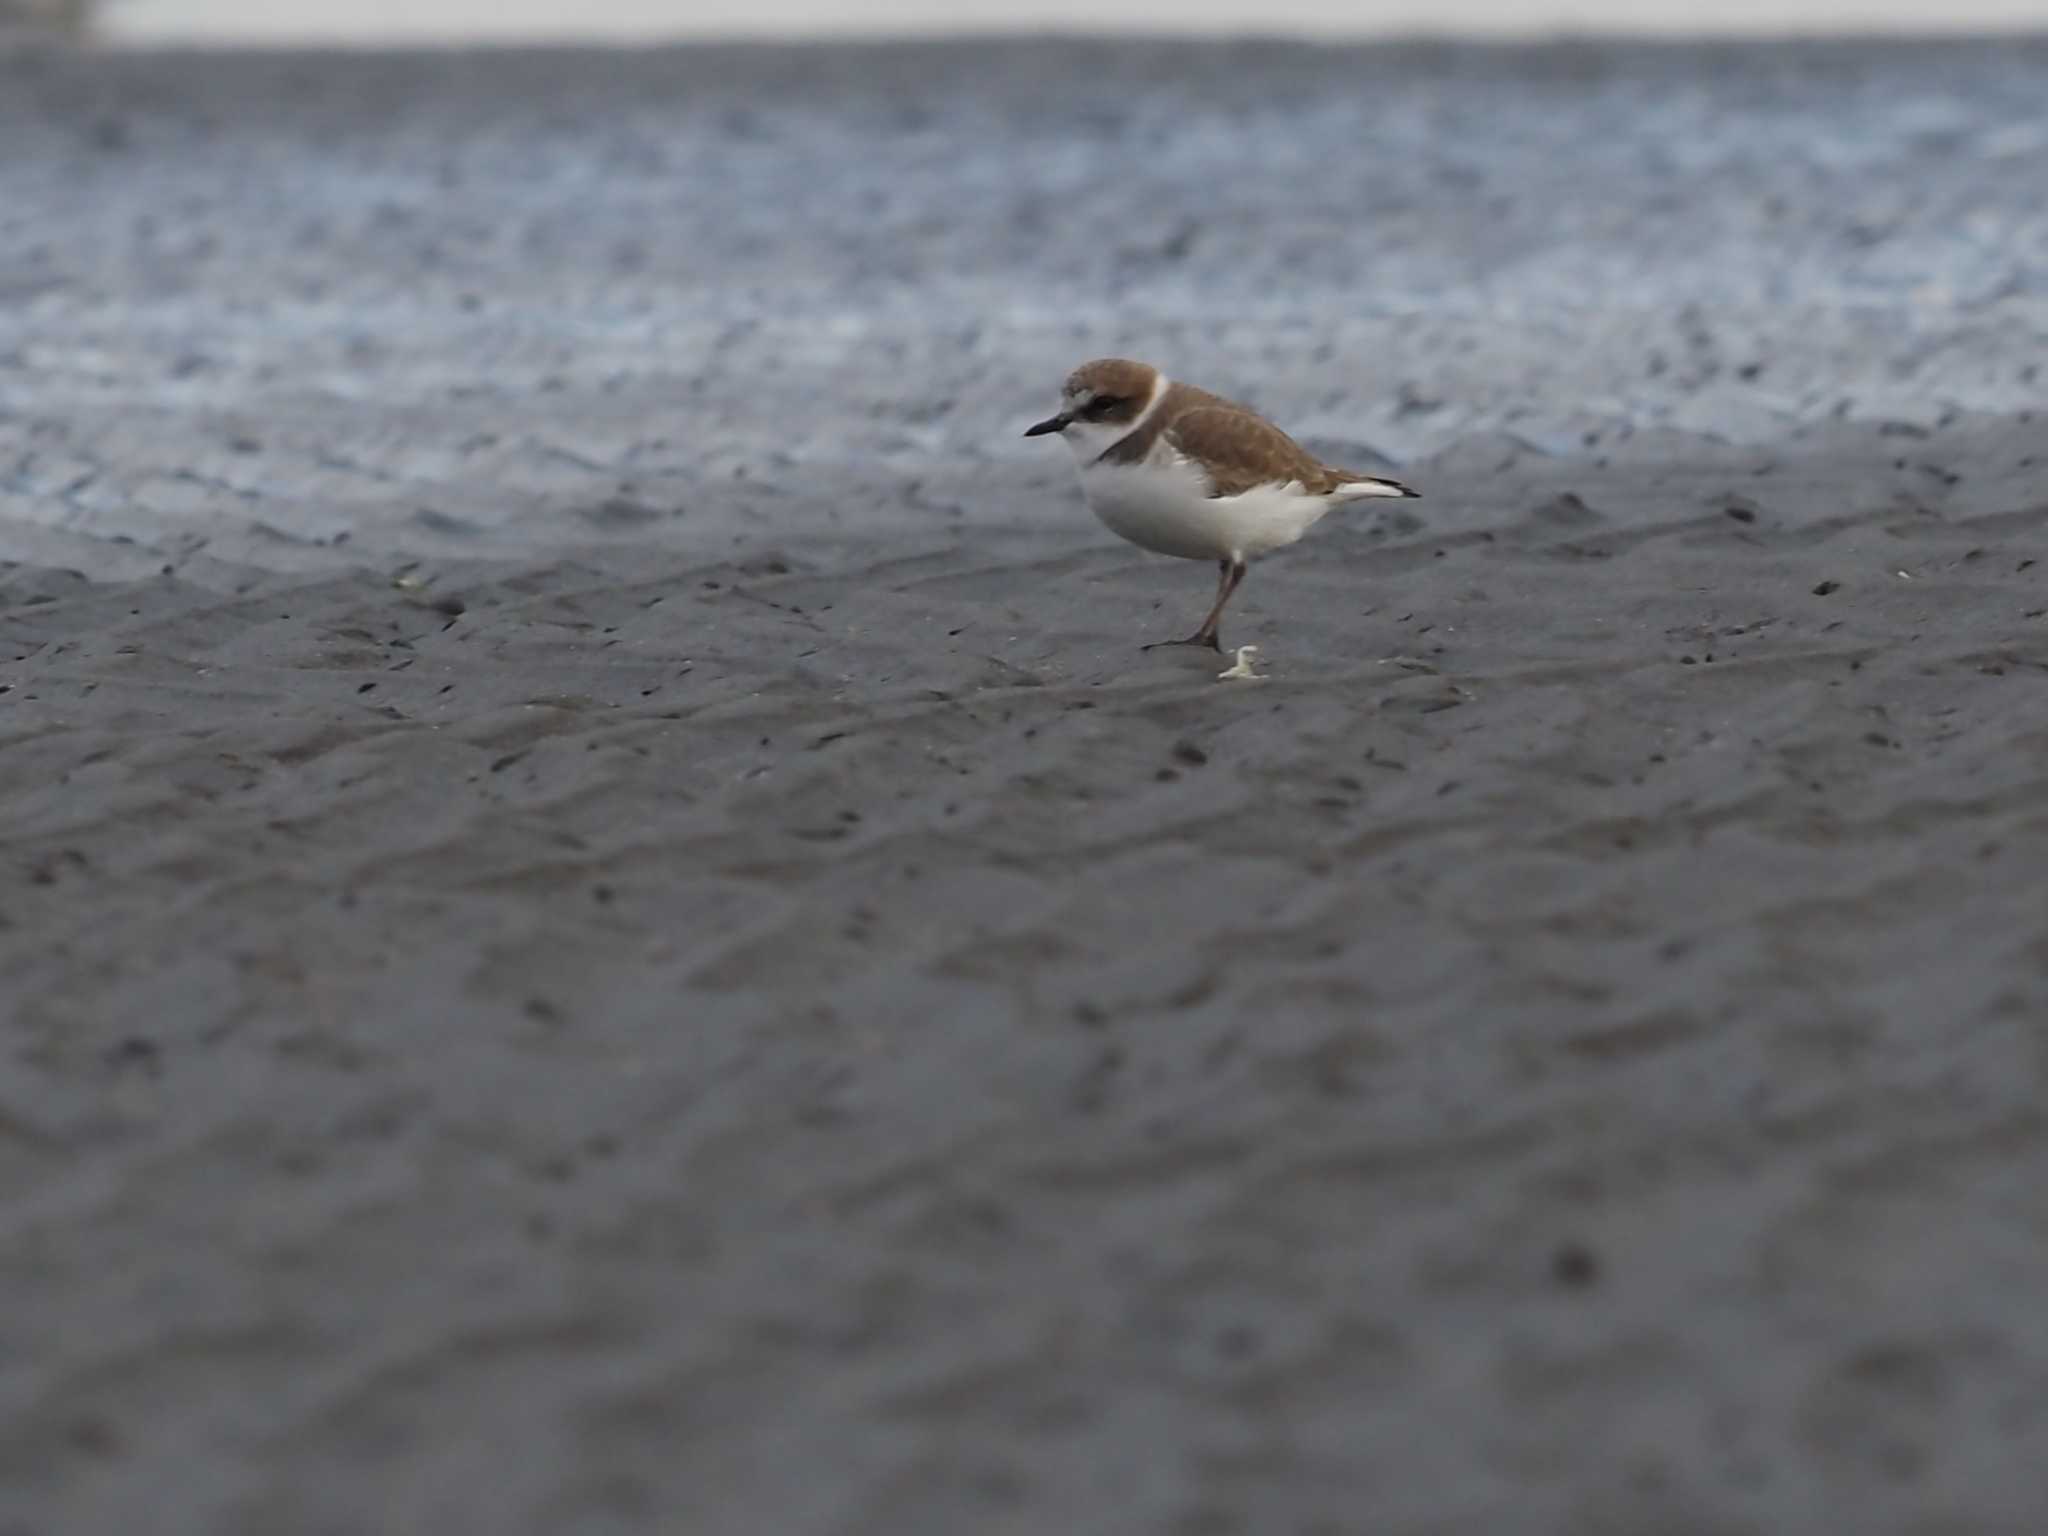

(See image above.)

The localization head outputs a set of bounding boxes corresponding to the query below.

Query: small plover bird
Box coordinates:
[1026,358,1418,650]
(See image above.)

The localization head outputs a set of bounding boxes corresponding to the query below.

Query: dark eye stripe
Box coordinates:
[1086,396,1121,416]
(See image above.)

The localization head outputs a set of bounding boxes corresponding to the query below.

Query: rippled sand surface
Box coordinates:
[3,38,2047,1535]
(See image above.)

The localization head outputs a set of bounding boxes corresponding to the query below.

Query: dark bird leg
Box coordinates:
[1144,558,1246,653]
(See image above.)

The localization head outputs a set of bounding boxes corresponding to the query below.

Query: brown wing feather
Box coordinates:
[1163,406,1340,498]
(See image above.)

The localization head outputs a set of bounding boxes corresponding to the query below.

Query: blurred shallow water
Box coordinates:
[0,39,2043,569]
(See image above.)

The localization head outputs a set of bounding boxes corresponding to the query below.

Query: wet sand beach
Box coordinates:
[3,38,2048,1534]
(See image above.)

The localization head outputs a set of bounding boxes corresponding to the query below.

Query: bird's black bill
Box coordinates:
[1023,413,1070,437]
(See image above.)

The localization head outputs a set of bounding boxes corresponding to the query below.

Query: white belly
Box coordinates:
[1077,458,1334,563]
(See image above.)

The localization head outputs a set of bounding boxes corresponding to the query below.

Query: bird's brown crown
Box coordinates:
[1062,358,1159,426]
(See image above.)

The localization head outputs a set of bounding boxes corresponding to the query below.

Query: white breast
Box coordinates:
[1078,456,1228,560]
[1077,455,1334,563]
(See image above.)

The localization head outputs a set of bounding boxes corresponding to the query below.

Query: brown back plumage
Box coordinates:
[1098,378,1392,497]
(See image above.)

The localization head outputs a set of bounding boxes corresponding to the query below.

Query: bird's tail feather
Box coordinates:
[1330,474,1420,501]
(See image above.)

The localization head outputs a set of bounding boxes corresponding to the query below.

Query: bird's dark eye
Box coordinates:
[1085,395,1121,417]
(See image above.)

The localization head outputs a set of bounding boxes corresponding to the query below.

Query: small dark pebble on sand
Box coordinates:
[1551,1242,1601,1288]
[105,1037,162,1076]
[1812,580,1841,596]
